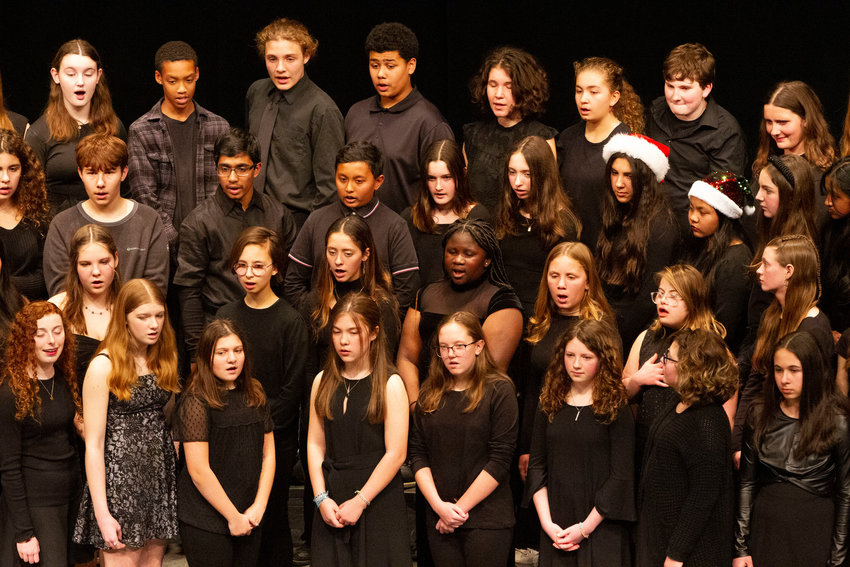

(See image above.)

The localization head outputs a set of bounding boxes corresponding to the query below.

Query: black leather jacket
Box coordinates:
[735,409,850,565]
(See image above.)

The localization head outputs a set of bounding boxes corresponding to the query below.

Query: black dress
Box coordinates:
[736,409,850,566]
[557,121,631,252]
[526,404,636,567]
[74,371,178,549]
[499,213,579,317]
[518,314,579,455]
[0,221,46,300]
[311,375,410,566]
[176,391,274,534]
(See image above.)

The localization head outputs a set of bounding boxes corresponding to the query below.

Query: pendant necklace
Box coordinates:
[344,377,363,400]
[40,377,56,400]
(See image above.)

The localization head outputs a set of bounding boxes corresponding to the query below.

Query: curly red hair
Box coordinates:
[0,129,50,232]
[2,301,80,420]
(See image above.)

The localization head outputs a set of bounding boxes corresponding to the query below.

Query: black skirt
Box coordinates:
[750,482,833,566]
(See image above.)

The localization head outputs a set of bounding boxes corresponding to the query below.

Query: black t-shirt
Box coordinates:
[163,110,198,231]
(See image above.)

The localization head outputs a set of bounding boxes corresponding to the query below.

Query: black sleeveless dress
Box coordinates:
[311,375,410,566]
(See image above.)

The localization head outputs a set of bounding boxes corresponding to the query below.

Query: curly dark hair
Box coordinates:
[0,129,50,232]
[364,22,418,61]
[470,46,550,119]
[2,302,80,421]
[539,318,626,424]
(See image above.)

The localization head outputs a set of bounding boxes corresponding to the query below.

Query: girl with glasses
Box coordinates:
[409,312,518,566]
[217,226,309,566]
[527,318,634,567]
[636,328,737,567]
[622,264,729,465]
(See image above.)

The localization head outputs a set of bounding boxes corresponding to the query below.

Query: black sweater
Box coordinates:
[637,402,733,566]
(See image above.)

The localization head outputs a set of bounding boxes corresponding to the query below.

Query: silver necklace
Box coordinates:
[40,377,55,400]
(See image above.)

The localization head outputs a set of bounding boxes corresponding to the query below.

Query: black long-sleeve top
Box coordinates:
[0,373,80,542]
[409,377,518,529]
[173,187,297,357]
[216,297,310,440]
[0,220,47,300]
[736,409,850,565]
[637,402,734,566]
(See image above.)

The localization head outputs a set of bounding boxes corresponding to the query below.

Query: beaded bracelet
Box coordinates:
[354,490,371,507]
[313,491,329,508]
[578,521,589,539]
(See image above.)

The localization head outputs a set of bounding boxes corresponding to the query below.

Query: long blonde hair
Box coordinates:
[418,312,510,414]
[648,264,726,337]
[101,279,179,400]
[527,242,613,344]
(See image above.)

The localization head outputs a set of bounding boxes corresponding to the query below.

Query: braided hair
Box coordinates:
[442,219,511,288]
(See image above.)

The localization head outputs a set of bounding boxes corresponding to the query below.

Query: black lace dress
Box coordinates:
[74,371,178,548]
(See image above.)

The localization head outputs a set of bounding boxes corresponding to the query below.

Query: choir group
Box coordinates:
[2,14,850,567]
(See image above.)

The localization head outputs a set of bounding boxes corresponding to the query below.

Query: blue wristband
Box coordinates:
[313,491,329,508]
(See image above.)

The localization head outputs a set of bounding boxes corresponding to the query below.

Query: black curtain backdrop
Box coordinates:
[3,0,850,170]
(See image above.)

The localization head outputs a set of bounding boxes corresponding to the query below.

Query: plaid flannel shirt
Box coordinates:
[127,99,229,245]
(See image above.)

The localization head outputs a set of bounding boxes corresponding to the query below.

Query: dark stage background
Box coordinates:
[3,1,850,170]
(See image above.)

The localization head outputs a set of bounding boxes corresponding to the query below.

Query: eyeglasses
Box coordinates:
[233,262,272,276]
[217,164,256,177]
[662,351,678,365]
[436,342,476,357]
[651,290,682,306]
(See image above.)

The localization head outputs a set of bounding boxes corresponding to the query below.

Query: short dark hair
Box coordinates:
[154,41,198,71]
[214,127,260,164]
[364,22,418,61]
[335,141,383,178]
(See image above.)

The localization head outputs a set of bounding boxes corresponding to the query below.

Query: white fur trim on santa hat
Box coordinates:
[602,134,670,182]
[688,180,743,219]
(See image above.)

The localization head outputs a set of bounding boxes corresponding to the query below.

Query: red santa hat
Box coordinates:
[602,133,670,182]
